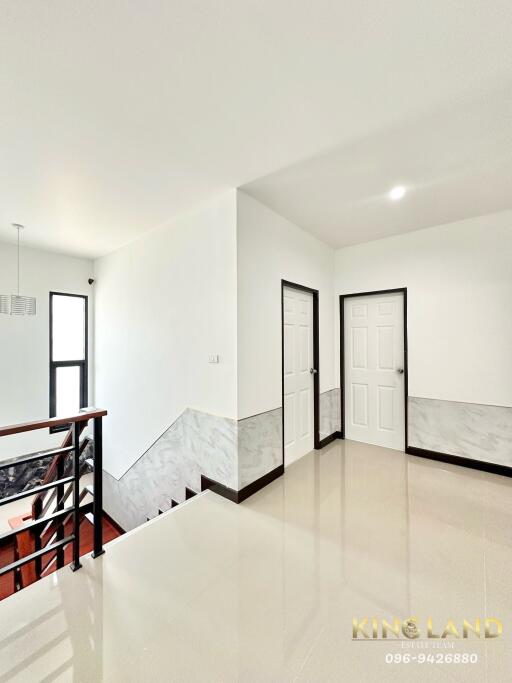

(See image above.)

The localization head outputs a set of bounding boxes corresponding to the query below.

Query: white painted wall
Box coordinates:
[237,190,335,419]
[0,243,93,460]
[94,192,238,480]
[335,210,512,407]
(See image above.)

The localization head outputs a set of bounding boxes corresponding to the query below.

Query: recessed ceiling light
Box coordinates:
[389,185,406,201]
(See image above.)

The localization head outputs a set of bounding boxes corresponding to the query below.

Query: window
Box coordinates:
[49,292,88,431]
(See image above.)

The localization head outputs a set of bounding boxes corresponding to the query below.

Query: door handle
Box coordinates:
[396,368,404,375]
[310,368,318,375]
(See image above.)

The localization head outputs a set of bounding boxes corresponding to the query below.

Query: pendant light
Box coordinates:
[0,224,36,316]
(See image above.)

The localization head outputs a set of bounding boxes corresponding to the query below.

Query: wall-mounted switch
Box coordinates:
[208,355,220,364]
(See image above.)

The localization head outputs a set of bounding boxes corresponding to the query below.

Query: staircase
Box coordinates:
[149,487,198,521]
[5,507,121,595]
[0,409,112,601]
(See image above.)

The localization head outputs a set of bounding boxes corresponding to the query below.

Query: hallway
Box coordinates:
[1,441,511,681]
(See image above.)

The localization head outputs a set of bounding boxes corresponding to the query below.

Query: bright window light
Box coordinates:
[55,366,81,417]
[52,295,85,361]
[49,292,88,429]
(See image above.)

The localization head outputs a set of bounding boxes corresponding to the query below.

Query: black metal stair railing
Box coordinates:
[0,408,106,594]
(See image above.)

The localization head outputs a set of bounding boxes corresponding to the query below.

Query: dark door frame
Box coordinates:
[339,287,408,449]
[281,280,321,466]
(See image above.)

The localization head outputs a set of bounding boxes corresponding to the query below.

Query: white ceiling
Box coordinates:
[1,1,512,257]
[243,84,512,247]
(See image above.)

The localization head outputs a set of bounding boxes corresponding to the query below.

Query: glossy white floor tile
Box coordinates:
[1,440,511,682]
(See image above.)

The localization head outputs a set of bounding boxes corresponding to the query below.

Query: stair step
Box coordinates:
[85,458,94,470]
[185,488,197,500]
[171,499,178,508]
[84,484,94,497]
[84,512,95,526]
[158,509,164,515]
[41,554,57,576]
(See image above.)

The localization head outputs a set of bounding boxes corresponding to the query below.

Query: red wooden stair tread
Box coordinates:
[0,513,122,601]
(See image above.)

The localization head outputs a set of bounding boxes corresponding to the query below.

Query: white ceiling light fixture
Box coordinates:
[389,185,406,201]
[0,224,36,316]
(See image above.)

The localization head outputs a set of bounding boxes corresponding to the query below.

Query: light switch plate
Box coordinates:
[208,354,219,364]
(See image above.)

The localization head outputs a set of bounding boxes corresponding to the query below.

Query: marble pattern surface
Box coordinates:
[0,456,50,500]
[103,408,237,531]
[319,388,341,439]
[0,440,93,500]
[238,389,342,489]
[103,392,344,531]
[408,396,512,467]
[238,408,282,489]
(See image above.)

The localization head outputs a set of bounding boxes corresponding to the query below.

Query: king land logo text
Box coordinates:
[352,617,503,640]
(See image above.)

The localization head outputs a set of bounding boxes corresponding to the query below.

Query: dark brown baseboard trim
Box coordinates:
[238,464,284,502]
[406,446,512,479]
[317,431,343,449]
[201,464,285,504]
[201,475,238,503]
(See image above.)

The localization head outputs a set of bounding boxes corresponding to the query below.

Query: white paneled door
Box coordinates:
[283,286,315,466]
[344,292,405,450]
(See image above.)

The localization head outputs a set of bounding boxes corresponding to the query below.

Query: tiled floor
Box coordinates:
[0,440,511,682]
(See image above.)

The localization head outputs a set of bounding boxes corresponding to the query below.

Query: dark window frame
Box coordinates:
[49,292,88,433]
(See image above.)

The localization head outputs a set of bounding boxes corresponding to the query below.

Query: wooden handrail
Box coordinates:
[0,409,107,438]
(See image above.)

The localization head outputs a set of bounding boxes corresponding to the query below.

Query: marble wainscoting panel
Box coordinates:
[0,440,93,500]
[238,408,282,489]
[180,408,238,491]
[1,455,53,500]
[319,388,341,439]
[408,397,512,468]
[103,409,237,531]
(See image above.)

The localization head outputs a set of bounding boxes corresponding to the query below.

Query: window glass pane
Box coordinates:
[56,366,81,417]
[52,295,86,361]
